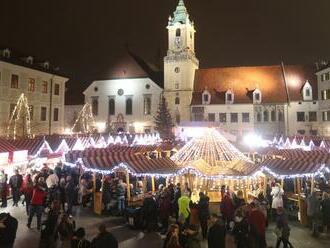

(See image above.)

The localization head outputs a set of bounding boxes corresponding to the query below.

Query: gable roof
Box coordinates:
[192,64,317,105]
[93,50,163,88]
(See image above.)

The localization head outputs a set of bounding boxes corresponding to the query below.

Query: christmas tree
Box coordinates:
[154,94,174,141]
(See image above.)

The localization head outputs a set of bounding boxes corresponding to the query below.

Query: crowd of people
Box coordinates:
[0,163,330,248]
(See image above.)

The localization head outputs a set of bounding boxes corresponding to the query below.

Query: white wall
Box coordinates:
[83,77,162,132]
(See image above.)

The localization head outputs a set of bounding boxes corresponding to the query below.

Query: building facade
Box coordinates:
[0,48,68,136]
[316,66,330,136]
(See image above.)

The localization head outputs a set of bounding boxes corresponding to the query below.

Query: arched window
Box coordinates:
[263,110,269,122]
[108,98,115,115]
[175,97,180,105]
[271,110,276,121]
[126,98,132,115]
[257,112,261,122]
[92,98,98,116]
[176,28,181,37]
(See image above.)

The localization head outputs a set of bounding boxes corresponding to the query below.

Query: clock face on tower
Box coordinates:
[175,37,181,49]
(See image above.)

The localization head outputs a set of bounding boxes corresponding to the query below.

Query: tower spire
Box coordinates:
[169,0,190,25]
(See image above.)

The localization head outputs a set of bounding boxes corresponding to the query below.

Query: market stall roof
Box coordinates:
[261,157,327,176]
[264,149,330,164]
[0,138,17,153]
[81,154,178,175]
[171,128,257,176]
[8,138,52,156]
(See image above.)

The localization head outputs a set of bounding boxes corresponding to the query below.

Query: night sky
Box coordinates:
[2,0,330,104]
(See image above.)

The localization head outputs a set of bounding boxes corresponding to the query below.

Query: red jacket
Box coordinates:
[248,209,266,236]
[31,186,47,205]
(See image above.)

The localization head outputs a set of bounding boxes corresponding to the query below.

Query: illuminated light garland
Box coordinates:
[261,165,330,179]
[54,139,70,154]
[71,103,96,133]
[7,93,32,139]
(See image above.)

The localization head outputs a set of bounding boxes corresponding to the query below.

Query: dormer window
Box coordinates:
[3,48,11,58]
[225,90,234,104]
[43,61,50,69]
[253,89,262,104]
[302,80,312,101]
[202,90,211,105]
[26,56,33,64]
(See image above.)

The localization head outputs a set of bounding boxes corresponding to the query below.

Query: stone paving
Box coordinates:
[1,202,330,248]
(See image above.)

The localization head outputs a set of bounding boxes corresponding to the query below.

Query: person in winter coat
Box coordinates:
[71,227,91,248]
[91,224,118,248]
[307,191,321,236]
[0,212,18,248]
[163,224,182,248]
[208,214,226,248]
[247,202,267,248]
[233,208,249,248]
[9,169,23,207]
[173,183,181,219]
[116,179,126,215]
[197,192,209,239]
[159,190,172,234]
[233,190,246,210]
[27,177,47,230]
[57,214,76,248]
[275,207,293,248]
[271,183,284,210]
[22,174,34,215]
[220,191,235,228]
[178,193,191,222]
[65,176,76,215]
[321,192,330,233]
[142,192,158,232]
[0,170,8,208]
[184,223,202,248]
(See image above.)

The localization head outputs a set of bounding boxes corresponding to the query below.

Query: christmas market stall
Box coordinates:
[64,146,178,214]
[258,148,330,225]
[171,128,261,202]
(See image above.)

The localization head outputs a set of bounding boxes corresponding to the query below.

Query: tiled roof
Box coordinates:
[192,64,317,105]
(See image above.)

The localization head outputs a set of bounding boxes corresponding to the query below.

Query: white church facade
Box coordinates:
[83,0,322,137]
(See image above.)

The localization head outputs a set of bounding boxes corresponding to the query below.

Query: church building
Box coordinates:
[83,0,320,137]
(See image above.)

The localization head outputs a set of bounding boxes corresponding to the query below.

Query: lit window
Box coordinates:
[11,74,19,88]
[42,81,48,93]
[28,78,35,92]
[54,83,60,95]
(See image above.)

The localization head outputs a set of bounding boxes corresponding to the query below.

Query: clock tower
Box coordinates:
[164,0,199,124]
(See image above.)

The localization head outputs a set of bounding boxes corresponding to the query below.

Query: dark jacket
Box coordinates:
[0,213,18,247]
[208,220,226,248]
[198,195,210,220]
[9,174,23,189]
[91,231,118,248]
[71,238,91,248]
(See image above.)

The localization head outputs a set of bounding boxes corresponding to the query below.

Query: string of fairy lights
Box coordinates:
[7,93,32,139]
[71,103,96,133]
[171,128,252,167]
